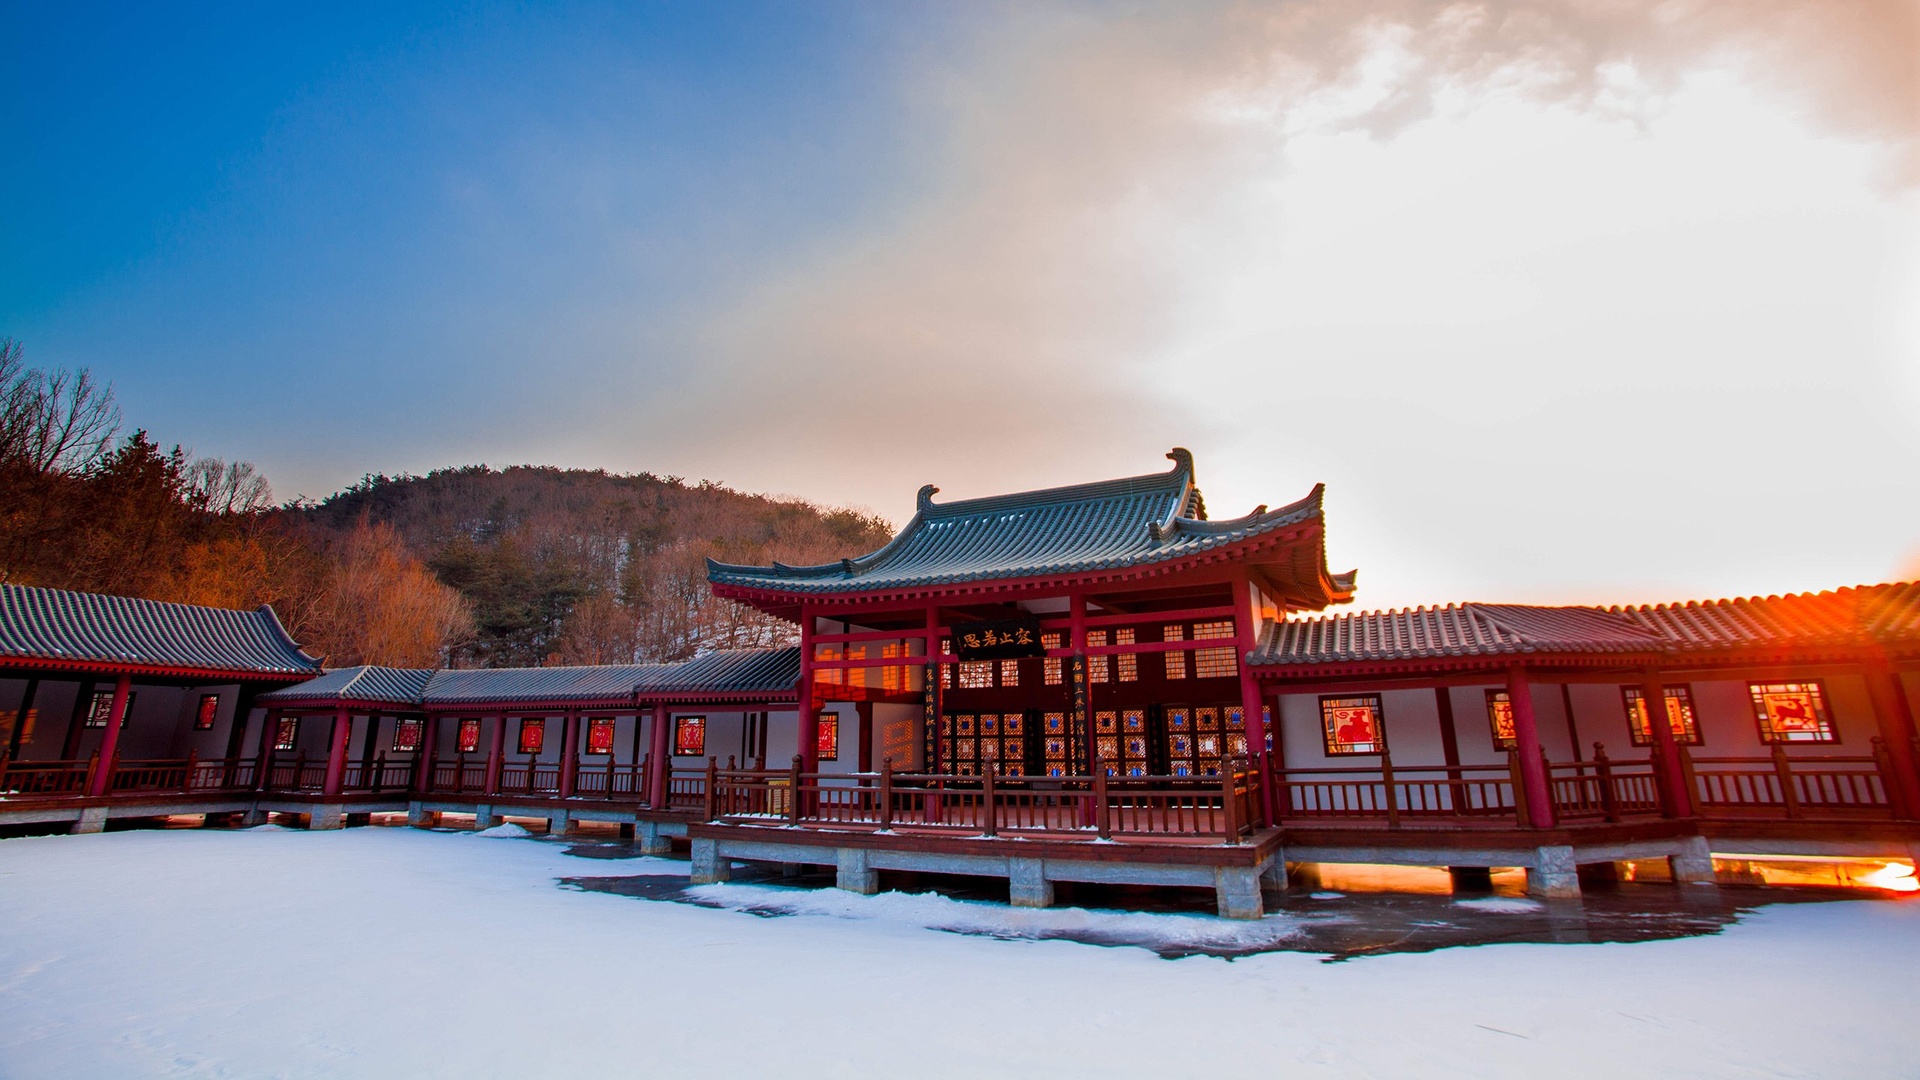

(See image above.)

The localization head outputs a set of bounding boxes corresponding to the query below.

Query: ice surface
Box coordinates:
[1,828,1916,1079]
[1452,897,1545,914]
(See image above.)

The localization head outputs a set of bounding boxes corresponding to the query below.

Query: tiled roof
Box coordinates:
[1250,582,1920,668]
[708,449,1356,604]
[257,666,436,706]
[0,584,321,677]
[258,648,802,708]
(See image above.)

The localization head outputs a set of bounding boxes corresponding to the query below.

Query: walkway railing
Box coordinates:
[707,756,1261,844]
[1685,743,1895,819]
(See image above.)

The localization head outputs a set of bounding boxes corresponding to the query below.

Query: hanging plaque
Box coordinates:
[950,618,1046,660]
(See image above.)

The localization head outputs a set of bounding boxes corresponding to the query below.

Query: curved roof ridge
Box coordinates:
[919,447,1193,520]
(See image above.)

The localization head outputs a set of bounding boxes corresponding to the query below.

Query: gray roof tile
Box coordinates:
[0,584,321,677]
[708,449,1356,603]
[257,648,801,708]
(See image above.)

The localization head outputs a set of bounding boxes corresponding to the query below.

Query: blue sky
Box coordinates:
[4,2,1917,607]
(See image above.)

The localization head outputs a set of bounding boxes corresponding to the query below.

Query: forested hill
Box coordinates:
[298,466,894,668]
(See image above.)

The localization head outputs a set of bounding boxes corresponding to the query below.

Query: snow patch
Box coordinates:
[1453,897,1544,913]
[684,882,1300,950]
[474,822,534,839]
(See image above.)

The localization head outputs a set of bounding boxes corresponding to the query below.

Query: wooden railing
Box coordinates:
[569,757,651,803]
[0,755,93,796]
[496,757,562,797]
[707,756,1260,844]
[1686,744,1894,819]
[428,754,491,794]
[1549,747,1661,823]
[339,755,416,794]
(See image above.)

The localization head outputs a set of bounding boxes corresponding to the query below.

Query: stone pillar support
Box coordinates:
[836,847,879,895]
[1008,856,1052,908]
[1669,835,1717,885]
[1527,844,1580,898]
[689,837,731,884]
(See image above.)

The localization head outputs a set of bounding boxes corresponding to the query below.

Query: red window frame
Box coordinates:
[194,693,220,731]
[674,715,706,756]
[1748,681,1838,744]
[1622,685,1703,747]
[1486,690,1518,750]
[586,716,616,755]
[457,717,482,753]
[392,717,424,753]
[518,717,545,755]
[1320,694,1386,755]
[273,715,299,751]
[817,712,839,762]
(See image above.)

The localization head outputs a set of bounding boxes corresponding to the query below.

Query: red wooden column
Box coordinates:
[647,703,670,808]
[1230,575,1273,823]
[83,674,132,796]
[856,701,874,773]
[483,714,507,794]
[1638,669,1693,818]
[558,710,581,798]
[1862,660,1920,819]
[322,707,352,795]
[1505,668,1556,828]
[796,606,819,774]
[254,707,283,791]
[412,713,439,794]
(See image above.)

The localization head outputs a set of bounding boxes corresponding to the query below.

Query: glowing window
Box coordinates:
[674,715,706,756]
[817,713,839,761]
[846,644,868,688]
[882,643,903,691]
[518,718,546,754]
[1163,625,1188,679]
[959,662,993,689]
[941,639,953,688]
[194,693,220,731]
[1486,690,1518,750]
[815,645,842,686]
[457,718,482,753]
[1087,629,1110,683]
[273,716,299,751]
[393,717,424,753]
[1042,632,1063,685]
[586,716,617,755]
[1320,695,1385,755]
[1749,682,1837,744]
[1622,686,1703,747]
[1000,659,1021,687]
[1193,620,1238,679]
[1115,627,1137,682]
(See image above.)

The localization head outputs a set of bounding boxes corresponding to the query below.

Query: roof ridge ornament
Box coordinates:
[917,484,940,513]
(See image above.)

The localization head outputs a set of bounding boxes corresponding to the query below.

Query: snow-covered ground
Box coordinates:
[1,827,1915,1079]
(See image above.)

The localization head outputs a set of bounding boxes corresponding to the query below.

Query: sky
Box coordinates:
[3,1,1917,610]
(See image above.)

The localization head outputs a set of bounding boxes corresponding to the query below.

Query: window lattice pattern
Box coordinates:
[1622,686,1703,747]
[882,643,903,691]
[1087,629,1110,683]
[1042,632,1063,685]
[1000,659,1021,687]
[1115,627,1137,682]
[1749,681,1837,744]
[1320,695,1385,755]
[1193,620,1238,679]
[1163,625,1187,679]
[958,661,993,689]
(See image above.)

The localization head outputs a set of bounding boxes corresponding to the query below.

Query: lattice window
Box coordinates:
[194,693,220,731]
[1622,686,1703,747]
[274,716,299,751]
[673,715,706,756]
[1000,659,1021,687]
[1115,627,1138,681]
[85,690,135,728]
[815,644,843,686]
[1320,695,1385,755]
[1749,682,1836,744]
[457,718,481,753]
[958,661,993,689]
[518,718,546,754]
[1163,624,1188,679]
[882,643,903,691]
[941,639,953,688]
[1486,690,1518,750]
[586,716,617,755]
[1042,632,1063,685]
[1193,620,1238,679]
[846,644,868,688]
[817,713,839,761]
[393,717,424,753]
[1087,629,1110,683]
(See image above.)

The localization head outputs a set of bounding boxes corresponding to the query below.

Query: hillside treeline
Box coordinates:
[0,339,890,668]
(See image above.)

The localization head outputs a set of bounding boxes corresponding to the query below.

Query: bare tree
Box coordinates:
[0,338,122,477]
